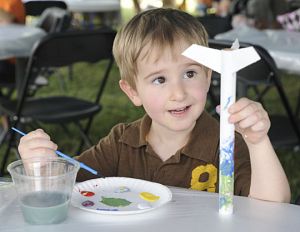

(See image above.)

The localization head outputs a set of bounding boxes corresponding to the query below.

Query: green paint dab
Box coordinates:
[100,197,132,207]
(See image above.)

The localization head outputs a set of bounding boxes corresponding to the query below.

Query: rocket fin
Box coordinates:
[226,47,261,72]
[182,43,261,74]
[182,44,222,73]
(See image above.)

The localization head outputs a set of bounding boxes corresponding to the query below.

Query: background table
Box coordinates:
[64,0,121,28]
[0,24,46,95]
[215,26,300,75]
[64,0,120,13]
[0,24,46,60]
[1,184,300,232]
[22,0,121,28]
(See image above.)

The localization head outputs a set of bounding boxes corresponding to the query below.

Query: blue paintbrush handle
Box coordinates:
[12,127,100,176]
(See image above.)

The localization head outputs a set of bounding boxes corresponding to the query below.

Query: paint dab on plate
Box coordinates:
[82,200,94,207]
[81,191,95,197]
[100,197,132,207]
[139,192,160,202]
[114,186,130,193]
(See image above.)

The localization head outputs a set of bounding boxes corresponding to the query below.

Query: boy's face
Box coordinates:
[120,39,211,134]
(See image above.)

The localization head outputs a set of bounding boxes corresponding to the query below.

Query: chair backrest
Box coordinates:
[288,0,300,11]
[18,29,116,112]
[35,7,72,33]
[228,0,249,16]
[208,39,300,148]
[197,15,232,38]
[24,0,67,16]
[208,39,273,86]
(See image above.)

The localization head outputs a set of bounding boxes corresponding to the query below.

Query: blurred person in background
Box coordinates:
[0,0,25,24]
[230,0,289,29]
[216,0,232,16]
[195,0,233,17]
[196,0,213,15]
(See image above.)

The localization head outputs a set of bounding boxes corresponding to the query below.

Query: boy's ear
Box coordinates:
[119,80,142,106]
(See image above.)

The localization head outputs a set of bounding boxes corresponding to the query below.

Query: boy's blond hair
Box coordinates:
[113,8,208,89]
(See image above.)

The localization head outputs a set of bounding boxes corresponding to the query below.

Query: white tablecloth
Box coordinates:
[22,0,120,12]
[64,0,120,13]
[1,183,300,232]
[215,26,300,75]
[0,24,46,60]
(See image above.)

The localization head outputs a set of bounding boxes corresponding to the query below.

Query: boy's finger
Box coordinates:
[229,102,261,123]
[22,148,57,160]
[228,97,251,113]
[24,138,58,151]
[215,105,220,114]
[251,118,270,132]
[234,110,264,128]
[20,129,51,142]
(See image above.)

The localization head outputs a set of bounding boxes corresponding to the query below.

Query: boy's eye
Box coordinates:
[152,76,166,85]
[184,71,196,79]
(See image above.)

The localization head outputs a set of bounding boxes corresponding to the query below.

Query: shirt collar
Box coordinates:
[119,112,219,163]
[119,114,150,147]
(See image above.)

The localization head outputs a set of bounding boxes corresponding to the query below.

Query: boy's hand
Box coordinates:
[228,98,271,144]
[18,129,58,160]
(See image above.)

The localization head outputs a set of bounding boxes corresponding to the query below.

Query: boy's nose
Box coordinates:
[169,82,186,101]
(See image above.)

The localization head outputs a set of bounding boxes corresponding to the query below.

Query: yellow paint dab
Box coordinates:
[139,192,160,202]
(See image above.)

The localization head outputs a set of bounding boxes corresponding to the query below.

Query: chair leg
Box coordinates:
[76,121,93,154]
[60,123,72,137]
[295,195,300,205]
[274,75,300,144]
[76,122,92,147]
[295,90,300,118]
[0,131,15,176]
[0,118,8,144]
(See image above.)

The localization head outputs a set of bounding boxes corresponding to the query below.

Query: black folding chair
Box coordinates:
[2,5,72,100]
[0,61,16,99]
[24,0,67,16]
[197,15,232,39]
[0,29,116,176]
[288,0,300,11]
[34,7,73,88]
[36,7,72,33]
[207,39,300,150]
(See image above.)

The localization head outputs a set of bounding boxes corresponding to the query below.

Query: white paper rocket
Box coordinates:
[182,39,260,215]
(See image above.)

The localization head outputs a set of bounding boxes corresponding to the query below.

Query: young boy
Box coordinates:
[18,8,290,202]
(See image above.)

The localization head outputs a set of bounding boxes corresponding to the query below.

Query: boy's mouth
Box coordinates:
[168,105,191,114]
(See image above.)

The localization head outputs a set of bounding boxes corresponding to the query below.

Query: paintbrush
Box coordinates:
[11,127,102,177]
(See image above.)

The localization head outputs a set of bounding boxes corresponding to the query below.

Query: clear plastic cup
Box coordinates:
[7,157,80,225]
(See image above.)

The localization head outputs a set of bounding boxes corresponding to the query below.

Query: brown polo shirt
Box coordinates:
[77,111,251,196]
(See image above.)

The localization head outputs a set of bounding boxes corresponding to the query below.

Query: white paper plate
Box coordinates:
[71,177,172,215]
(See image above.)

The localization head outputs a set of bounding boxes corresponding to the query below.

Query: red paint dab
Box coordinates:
[81,191,95,197]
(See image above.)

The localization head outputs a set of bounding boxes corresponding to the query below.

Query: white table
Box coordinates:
[64,0,121,28]
[0,24,46,96]
[0,24,46,60]
[64,0,120,13]
[1,184,300,232]
[22,0,121,27]
[0,24,46,87]
[22,0,121,13]
[215,26,300,75]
